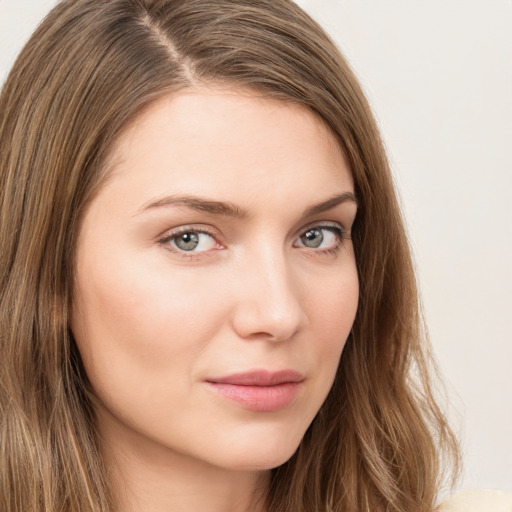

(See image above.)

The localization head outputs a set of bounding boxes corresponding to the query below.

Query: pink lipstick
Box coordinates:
[206,370,304,412]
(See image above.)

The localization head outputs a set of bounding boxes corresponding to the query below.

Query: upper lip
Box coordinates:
[206,369,304,386]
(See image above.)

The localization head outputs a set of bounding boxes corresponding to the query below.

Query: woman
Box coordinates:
[0,1,460,511]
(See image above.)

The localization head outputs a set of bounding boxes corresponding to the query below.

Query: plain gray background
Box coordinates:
[1,0,511,494]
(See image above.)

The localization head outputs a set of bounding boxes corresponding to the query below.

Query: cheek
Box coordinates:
[306,260,358,343]
[299,257,359,392]
[71,247,230,390]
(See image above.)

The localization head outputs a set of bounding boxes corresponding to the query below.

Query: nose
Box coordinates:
[229,246,307,342]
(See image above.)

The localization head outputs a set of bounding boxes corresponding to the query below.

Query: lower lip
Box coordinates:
[206,382,302,412]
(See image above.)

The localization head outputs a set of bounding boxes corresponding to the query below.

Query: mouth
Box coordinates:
[205,369,304,412]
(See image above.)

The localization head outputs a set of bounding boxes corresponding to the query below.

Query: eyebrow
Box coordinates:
[302,191,357,217]
[138,191,357,218]
[138,195,248,218]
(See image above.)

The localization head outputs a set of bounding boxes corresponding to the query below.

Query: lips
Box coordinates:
[205,370,304,412]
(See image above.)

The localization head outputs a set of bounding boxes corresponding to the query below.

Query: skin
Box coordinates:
[72,87,359,512]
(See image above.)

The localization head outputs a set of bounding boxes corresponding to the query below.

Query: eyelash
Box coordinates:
[295,223,349,255]
[157,223,350,259]
[158,226,221,260]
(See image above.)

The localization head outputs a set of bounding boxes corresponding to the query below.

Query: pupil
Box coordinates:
[176,232,199,251]
[303,229,323,248]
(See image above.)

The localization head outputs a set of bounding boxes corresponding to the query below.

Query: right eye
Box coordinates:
[162,229,220,253]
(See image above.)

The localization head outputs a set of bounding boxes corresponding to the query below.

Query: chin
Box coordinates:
[204,422,306,472]
[220,450,299,472]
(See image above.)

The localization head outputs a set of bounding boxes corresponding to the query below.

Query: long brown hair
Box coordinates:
[0,1,459,511]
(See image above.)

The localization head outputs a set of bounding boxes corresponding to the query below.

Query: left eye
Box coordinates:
[169,231,218,252]
[294,226,343,250]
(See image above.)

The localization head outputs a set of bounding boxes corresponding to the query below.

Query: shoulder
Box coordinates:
[438,489,512,511]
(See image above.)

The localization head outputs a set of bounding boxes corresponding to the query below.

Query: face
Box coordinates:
[72,88,358,472]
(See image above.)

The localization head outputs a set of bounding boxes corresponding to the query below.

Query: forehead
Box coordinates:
[99,87,353,213]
